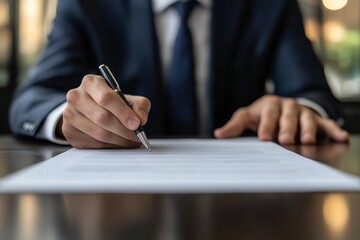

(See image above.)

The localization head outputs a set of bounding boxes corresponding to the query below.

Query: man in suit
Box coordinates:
[9,0,349,148]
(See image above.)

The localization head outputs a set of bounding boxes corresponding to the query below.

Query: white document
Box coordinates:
[0,138,359,193]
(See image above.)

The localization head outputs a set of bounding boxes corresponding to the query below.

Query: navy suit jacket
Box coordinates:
[10,0,342,138]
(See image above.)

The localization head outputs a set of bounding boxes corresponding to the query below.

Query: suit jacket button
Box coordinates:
[22,122,35,132]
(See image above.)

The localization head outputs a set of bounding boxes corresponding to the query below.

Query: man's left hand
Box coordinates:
[214,95,349,145]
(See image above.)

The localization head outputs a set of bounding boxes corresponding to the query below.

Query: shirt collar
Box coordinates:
[153,0,211,14]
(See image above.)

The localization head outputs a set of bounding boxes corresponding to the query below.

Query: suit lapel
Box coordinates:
[128,0,165,135]
[208,0,248,130]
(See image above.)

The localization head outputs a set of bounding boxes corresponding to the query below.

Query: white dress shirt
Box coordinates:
[37,0,328,144]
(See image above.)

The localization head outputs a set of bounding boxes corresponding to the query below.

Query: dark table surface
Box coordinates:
[0,135,359,240]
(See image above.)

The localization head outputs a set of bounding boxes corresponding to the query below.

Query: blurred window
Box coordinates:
[0,0,57,133]
[300,0,360,101]
[18,0,57,81]
[0,0,11,87]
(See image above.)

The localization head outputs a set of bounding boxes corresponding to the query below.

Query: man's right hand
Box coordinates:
[57,74,151,149]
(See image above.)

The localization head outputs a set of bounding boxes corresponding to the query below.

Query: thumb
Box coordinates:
[126,95,151,126]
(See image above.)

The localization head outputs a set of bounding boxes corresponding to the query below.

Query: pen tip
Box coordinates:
[148,148,152,152]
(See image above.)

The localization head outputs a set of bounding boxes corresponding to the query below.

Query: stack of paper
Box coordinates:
[0,138,359,193]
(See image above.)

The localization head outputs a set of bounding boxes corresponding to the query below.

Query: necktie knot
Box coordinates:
[174,1,197,21]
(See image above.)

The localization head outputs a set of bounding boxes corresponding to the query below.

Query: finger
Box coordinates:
[126,95,151,126]
[62,122,119,149]
[299,108,317,144]
[63,104,140,148]
[81,75,141,130]
[66,88,138,142]
[278,99,299,145]
[62,107,118,149]
[257,97,281,141]
[318,118,349,142]
[214,109,251,138]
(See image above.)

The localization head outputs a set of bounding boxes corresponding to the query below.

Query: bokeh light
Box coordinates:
[322,0,348,11]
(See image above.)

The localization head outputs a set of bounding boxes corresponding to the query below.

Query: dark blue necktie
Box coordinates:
[166,1,198,136]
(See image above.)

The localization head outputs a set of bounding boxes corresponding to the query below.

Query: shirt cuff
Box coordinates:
[296,98,329,119]
[297,98,345,127]
[36,102,69,145]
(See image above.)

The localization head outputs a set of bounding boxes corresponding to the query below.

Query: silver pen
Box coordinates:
[99,64,152,152]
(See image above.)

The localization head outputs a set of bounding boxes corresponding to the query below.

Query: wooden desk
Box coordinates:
[0,135,359,240]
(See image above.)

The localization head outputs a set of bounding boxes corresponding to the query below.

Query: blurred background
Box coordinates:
[0,0,359,134]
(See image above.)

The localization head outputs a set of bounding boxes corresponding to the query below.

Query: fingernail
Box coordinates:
[302,133,315,144]
[139,109,147,120]
[280,133,293,144]
[126,118,139,130]
[340,131,349,139]
[214,129,222,138]
[260,133,272,141]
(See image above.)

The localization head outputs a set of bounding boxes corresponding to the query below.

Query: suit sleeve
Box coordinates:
[270,0,342,121]
[9,0,95,137]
